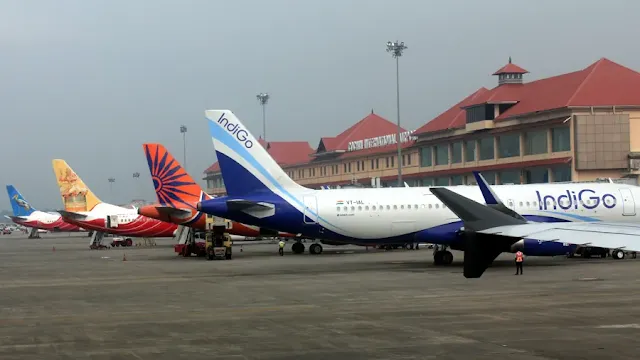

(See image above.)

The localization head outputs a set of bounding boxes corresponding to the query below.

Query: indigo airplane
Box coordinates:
[198,109,640,271]
[5,185,84,233]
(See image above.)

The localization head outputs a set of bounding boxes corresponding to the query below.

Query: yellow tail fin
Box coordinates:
[51,159,102,212]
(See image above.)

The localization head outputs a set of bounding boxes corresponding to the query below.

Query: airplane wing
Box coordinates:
[57,210,88,221]
[479,222,640,251]
[430,171,640,278]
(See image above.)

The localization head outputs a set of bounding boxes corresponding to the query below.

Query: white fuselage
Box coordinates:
[284,182,638,240]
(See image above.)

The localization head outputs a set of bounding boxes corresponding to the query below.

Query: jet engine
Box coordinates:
[509,239,577,256]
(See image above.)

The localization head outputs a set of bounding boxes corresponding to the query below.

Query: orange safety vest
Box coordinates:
[515,251,524,262]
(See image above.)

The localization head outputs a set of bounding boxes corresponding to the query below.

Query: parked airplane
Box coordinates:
[197,109,640,265]
[431,172,640,277]
[5,185,84,233]
[138,143,297,239]
[52,159,177,243]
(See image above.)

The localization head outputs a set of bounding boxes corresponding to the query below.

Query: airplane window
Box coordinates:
[351,206,355,211]
[519,202,523,207]
[533,201,537,206]
[343,206,347,211]
[435,204,440,209]
[526,202,530,207]
[400,205,404,210]
[336,207,340,212]
[414,205,418,209]
[365,206,369,211]
[393,205,398,210]
[420,204,425,209]
[386,205,390,210]
[372,205,376,210]
[428,204,432,209]
[358,206,362,211]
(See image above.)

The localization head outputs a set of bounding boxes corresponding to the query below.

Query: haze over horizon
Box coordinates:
[2,0,639,210]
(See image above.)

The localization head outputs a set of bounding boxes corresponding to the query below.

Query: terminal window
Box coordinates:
[435,145,448,165]
[451,142,462,164]
[464,140,476,162]
[420,147,432,167]
[552,126,571,152]
[524,129,548,155]
[479,137,495,160]
[498,133,520,158]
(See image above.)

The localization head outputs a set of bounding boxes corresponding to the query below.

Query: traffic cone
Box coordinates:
[122,253,127,261]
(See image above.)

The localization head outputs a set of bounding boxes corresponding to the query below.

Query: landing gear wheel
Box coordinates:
[206,246,214,260]
[309,243,323,255]
[433,251,454,265]
[125,238,133,247]
[613,250,625,260]
[291,242,305,254]
[442,251,454,265]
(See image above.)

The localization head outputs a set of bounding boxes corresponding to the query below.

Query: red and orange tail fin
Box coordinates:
[142,143,205,209]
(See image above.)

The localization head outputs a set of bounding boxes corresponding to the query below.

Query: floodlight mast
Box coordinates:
[256,93,270,142]
[386,40,407,187]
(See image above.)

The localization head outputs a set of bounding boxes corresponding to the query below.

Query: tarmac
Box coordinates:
[1,233,640,359]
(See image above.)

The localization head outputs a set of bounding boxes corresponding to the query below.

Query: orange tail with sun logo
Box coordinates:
[142,144,209,210]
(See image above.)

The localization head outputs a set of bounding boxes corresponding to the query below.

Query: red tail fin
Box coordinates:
[143,143,208,209]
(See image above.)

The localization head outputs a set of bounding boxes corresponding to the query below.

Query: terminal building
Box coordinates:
[204,57,640,195]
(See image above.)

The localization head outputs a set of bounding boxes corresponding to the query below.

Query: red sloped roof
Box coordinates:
[266,141,315,165]
[317,113,407,152]
[493,62,529,75]
[419,58,640,135]
[204,140,315,174]
[414,87,489,135]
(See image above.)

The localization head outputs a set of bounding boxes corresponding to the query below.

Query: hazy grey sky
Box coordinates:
[2,0,639,210]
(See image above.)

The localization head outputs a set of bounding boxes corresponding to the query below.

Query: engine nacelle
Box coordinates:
[510,239,577,256]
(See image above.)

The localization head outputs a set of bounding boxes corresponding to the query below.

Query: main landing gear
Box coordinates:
[290,240,323,255]
[433,244,454,265]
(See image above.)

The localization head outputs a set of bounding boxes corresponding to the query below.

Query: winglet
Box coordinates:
[472,171,527,221]
[473,172,499,205]
[6,185,36,217]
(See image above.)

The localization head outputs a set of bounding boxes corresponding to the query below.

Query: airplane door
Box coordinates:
[618,188,636,216]
[303,196,318,224]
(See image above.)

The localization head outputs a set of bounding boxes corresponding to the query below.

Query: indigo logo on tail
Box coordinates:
[536,189,616,210]
[217,112,254,149]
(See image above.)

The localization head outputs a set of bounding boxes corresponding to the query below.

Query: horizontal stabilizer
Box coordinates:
[58,210,88,221]
[8,215,28,221]
[154,206,193,219]
[226,199,274,211]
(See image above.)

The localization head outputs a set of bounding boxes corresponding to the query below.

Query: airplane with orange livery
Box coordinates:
[52,159,178,244]
[138,143,297,239]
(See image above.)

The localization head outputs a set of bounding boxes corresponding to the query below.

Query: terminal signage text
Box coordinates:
[347,130,416,152]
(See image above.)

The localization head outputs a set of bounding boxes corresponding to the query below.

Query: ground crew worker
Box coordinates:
[278,240,285,256]
[515,250,524,275]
